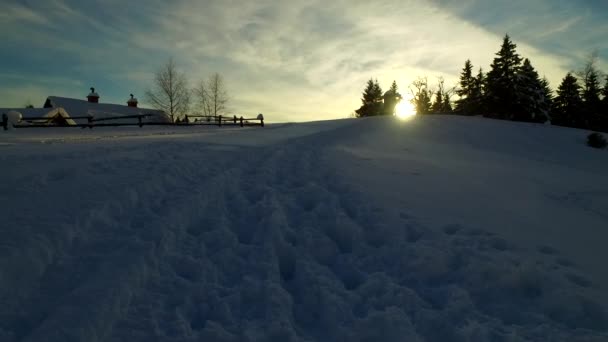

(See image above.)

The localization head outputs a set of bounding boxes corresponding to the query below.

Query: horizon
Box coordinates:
[1,0,607,122]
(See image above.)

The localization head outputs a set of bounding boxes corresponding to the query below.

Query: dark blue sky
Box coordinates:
[1,0,606,121]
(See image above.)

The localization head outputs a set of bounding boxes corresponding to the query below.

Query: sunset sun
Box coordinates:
[395,100,416,119]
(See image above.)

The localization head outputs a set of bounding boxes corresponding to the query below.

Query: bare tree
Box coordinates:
[145,58,190,122]
[410,77,433,114]
[194,72,228,117]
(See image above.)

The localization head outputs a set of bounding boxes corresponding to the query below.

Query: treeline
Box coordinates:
[355,80,403,117]
[455,35,608,132]
[356,35,608,133]
[354,77,452,117]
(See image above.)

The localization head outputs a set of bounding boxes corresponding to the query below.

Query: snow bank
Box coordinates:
[0,116,606,341]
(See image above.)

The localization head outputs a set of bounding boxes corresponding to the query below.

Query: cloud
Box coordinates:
[0,0,606,121]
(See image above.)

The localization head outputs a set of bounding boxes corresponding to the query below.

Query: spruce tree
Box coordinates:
[431,89,444,114]
[355,78,383,117]
[470,68,486,115]
[602,76,608,104]
[514,59,550,123]
[598,76,608,132]
[602,76,608,105]
[383,81,401,115]
[579,57,603,130]
[442,95,453,113]
[540,77,554,107]
[455,60,475,114]
[552,73,584,128]
[540,77,554,122]
[485,34,523,120]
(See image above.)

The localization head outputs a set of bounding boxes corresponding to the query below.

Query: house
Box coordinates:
[1,88,170,126]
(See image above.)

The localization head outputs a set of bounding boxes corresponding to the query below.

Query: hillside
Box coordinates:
[1,115,607,341]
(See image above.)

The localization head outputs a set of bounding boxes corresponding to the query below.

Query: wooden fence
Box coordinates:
[2,113,264,131]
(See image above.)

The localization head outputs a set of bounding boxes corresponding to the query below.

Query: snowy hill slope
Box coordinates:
[1,116,607,341]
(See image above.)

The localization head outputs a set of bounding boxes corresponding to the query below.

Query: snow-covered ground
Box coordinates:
[1,116,607,341]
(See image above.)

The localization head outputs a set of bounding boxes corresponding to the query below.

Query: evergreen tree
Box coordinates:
[598,76,608,132]
[455,60,475,114]
[442,94,453,113]
[388,80,398,95]
[514,59,550,123]
[540,77,554,122]
[540,77,554,107]
[382,80,402,115]
[602,76,608,104]
[470,68,486,115]
[603,76,608,105]
[485,34,523,120]
[355,78,384,117]
[552,73,584,128]
[431,89,444,114]
[431,77,453,114]
[578,55,603,130]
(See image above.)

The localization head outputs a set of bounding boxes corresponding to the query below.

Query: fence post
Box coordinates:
[218,115,222,127]
[87,115,93,129]
[2,113,7,131]
[138,115,143,128]
[233,115,237,124]
[240,116,244,127]
[260,118,264,127]
[185,114,189,125]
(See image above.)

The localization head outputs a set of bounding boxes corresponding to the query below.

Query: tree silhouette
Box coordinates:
[355,79,383,117]
[455,60,475,114]
[514,58,550,123]
[382,81,402,116]
[410,77,432,115]
[552,73,584,128]
[145,58,190,122]
[485,34,523,120]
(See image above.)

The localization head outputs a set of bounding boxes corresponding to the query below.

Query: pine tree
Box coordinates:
[540,77,554,121]
[355,78,384,117]
[388,80,398,95]
[431,78,453,114]
[431,89,443,114]
[382,80,401,115]
[485,34,523,120]
[442,95,453,113]
[455,60,475,114]
[552,73,584,128]
[514,59,550,123]
[470,68,486,115]
[579,55,603,130]
[602,76,608,104]
[598,76,608,132]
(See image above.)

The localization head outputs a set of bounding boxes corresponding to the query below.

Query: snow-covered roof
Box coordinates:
[1,107,53,119]
[44,96,169,123]
[0,107,77,125]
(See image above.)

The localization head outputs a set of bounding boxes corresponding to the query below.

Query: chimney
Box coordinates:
[87,87,100,103]
[127,94,138,108]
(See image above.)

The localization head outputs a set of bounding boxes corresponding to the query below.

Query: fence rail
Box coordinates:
[2,113,264,131]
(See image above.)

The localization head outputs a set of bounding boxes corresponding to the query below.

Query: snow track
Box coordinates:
[1,117,607,341]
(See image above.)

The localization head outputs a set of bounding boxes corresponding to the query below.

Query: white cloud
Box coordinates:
[0,0,603,121]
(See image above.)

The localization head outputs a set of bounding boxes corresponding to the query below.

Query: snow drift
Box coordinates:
[0,115,607,341]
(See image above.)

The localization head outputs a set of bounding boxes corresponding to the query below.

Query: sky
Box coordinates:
[1,0,607,122]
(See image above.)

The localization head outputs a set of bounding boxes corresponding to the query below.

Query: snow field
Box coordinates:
[1,116,607,341]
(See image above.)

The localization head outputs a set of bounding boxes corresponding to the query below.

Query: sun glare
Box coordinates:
[395,101,416,120]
